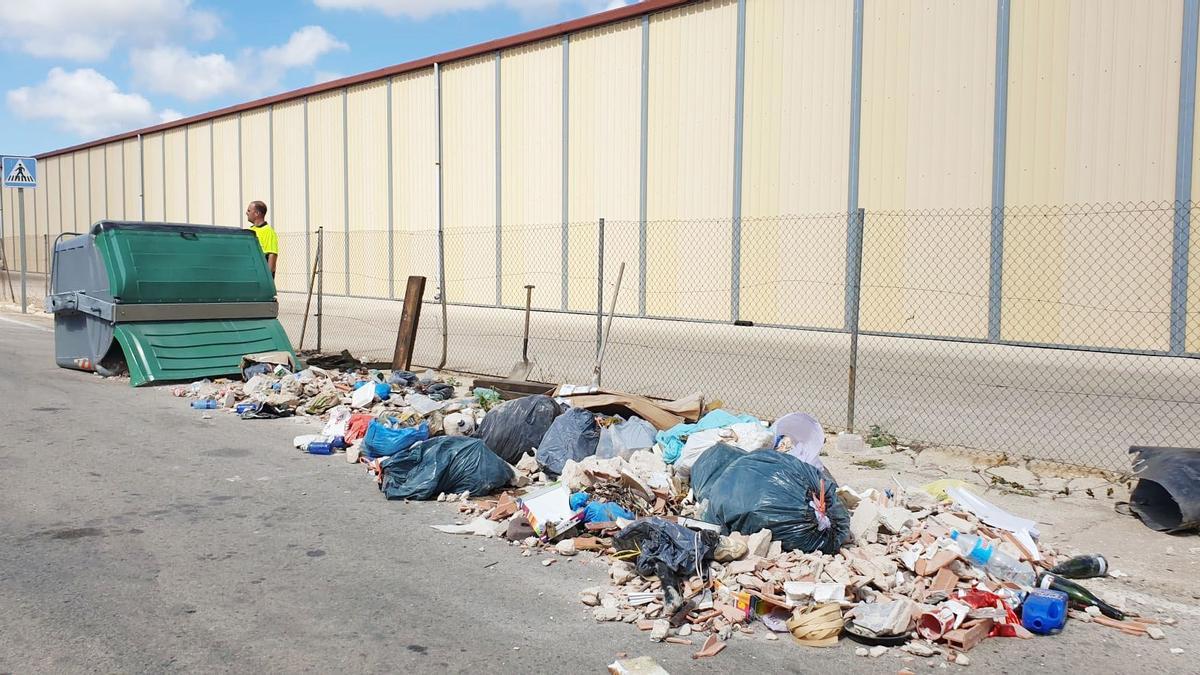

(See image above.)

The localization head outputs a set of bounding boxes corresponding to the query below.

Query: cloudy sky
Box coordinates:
[0,0,630,156]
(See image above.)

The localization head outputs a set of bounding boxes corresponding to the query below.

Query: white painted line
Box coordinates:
[0,315,53,332]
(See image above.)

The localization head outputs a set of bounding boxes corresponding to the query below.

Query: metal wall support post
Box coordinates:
[988,0,1012,343]
[237,113,244,217]
[17,188,26,313]
[844,0,865,331]
[561,35,570,311]
[730,0,747,323]
[210,120,215,225]
[44,233,49,280]
[1171,0,1200,354]
[342,89,350,296]
[495,52,503,307]
[435,62,449,370]
[846,208,865,432]
[268,104,275,223]
[387,78,395,300]
[597,217,605,357]
[638,15,650,317]
[304,98,311,287]
[184,126,189,222]
[161,130,166,217]
[317,226,324,352]
[103,143,109,217]
[138,134,145,220]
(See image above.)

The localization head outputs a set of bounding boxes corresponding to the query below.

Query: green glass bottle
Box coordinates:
[1036,572,1125,621]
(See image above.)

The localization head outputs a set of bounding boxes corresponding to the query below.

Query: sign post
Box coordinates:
[3,156,38,314]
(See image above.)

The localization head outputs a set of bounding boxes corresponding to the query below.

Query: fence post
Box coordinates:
[435,61,449,371]
[597,217,605,358]
[846,207,866,432]
[317,226,324,352]
[1171,0,1200,354]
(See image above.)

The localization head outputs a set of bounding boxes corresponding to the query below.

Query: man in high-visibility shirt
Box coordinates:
[245,200,278,277]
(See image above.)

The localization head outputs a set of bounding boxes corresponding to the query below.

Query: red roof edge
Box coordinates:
[36,0,692,160]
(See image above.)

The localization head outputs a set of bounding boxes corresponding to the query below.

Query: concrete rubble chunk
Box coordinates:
[855,647,869,657]
[747,529,773,558]
[1147,626,1165,640]
[579,588,601,606]
[902,641,940,658]
[850,500,881,544]
[955,653,970,666]
[556,539,578,556]
[594,606,621,622]
[649,619,670,642]
[611,561,638,586]
[868,646,888,658]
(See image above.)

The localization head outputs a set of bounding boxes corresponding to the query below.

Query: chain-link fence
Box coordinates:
[6,203,1199,472]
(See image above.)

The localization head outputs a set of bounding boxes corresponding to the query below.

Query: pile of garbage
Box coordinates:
[170,356,1175,666]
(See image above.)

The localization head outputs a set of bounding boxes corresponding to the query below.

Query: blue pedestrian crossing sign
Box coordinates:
[2,156,37,188]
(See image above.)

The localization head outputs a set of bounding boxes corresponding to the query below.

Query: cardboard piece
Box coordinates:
[517,483,580,539]
[553,386,686,431]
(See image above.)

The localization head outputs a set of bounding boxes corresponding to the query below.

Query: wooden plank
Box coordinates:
[391,276,426,370]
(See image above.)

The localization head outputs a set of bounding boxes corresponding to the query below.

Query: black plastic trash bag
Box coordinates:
[691,446,850,554]
[476,395,561,464]
[613,517,719,613]
[1122,446,1200,532]
[378,436,514,501]
[536,407,600,475]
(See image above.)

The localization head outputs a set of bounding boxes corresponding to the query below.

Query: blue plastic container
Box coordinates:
[1022,588,1068,635]
[306,441,335,455]
[235,403,257,414]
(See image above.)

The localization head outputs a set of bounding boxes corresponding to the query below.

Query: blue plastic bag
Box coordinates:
[378,436,514,500]
[363,420,429,459]
[657,409,759,464]
[583,501,635,523]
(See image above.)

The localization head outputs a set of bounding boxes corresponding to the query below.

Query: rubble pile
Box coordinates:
[169,356,1177,666]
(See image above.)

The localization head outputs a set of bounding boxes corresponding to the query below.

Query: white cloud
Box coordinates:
[159,108,185,123]
[6,67,176,137]
[130,46,242,102]
[131,26,347,102]
[313,0,628,20]
[263,26,348,69]
[0,0,219,61]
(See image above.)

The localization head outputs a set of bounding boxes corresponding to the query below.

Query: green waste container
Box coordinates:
[46,221,297,386]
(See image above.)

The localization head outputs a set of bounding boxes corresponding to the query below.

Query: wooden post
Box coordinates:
[392,275,427,370]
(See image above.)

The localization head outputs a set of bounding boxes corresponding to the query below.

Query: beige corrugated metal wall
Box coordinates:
[306,91,346,295]
[240,109,271,223]
[163,129,187,222]
[441,55,496,306]
[88,147,105,224]
[646,0,737,321]
[105,142,124,221]
[23,0,1200,356]
[122,139,140,221]
[72,152,88,230]
[271,99,307,293]
[211,116,240,228]
[1004,0,1182,352]
[857,0,996,339]
[346,81,390,298]
[142,134,164,222]
[567,19,642,315]
[186,124,212,226]
[740,0,853,329]
[392,69,439,301]
[501,40,563,310]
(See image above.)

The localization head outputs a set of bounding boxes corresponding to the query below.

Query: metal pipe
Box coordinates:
[18,188,27,313]
[592,261,625,387]
[317,226,324,352]
[138,133,145,220]
[596,217,605,358]
[846,207,866,432]
[435,62,449,370]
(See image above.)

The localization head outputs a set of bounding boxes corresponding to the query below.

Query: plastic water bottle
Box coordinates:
[235,403,257,414]
[191,399,217,409]
[950,530,1037,587]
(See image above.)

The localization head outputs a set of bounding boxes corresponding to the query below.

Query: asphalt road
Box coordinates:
[3,312,1197,674]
